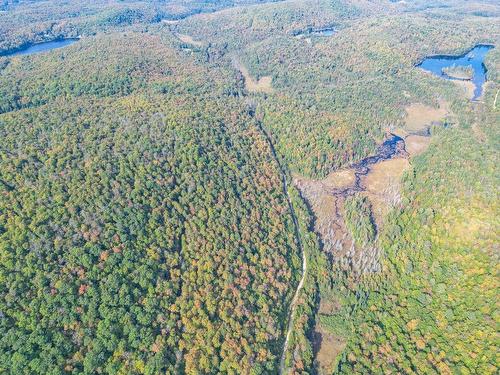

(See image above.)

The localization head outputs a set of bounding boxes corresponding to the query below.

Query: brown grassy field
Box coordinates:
[405,134,431,156]
[234,60,273,93]
[404,101,450,132]
[176,33,204,46]
[362,157,410,227]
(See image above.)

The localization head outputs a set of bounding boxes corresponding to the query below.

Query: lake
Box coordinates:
[0,38,80,57]
[417,44,494,100]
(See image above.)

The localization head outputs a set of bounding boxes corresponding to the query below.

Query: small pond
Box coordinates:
[294,27,336,38]
[1,38,80,57]
[310,28,336,37]
[417,44,494,100]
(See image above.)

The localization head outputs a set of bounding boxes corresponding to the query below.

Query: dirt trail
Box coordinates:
[279,242,307,375]
[252,120,306,375]
[295,102,451,370]
[242,68,301,373]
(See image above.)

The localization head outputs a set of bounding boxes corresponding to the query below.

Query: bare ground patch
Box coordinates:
[322,169,356,190]
[294,172,380,274]
[294,174,348,255]
[392,101,450,157]
[296,148,412,371]
[313,325,346,375]
[404,101,449,132]
[176,33,204,47]
[362,158,409,227]
[235,61,273,94]
[318,294,341,315]
[405,134,431,156]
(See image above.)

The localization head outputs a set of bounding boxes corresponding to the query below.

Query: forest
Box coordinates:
[0,0,498,374]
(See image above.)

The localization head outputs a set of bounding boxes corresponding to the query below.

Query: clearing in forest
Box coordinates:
[403,101,449,133]
[311,297,347,374]
[176,33,204,47]
[362,157,409,226]
[313,324,346,374]
[393,101,451,156]
[235,61,273,93]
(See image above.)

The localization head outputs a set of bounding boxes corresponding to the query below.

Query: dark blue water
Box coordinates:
[328,134,406,196]
[0,38,79,57]
[417,44,494,100]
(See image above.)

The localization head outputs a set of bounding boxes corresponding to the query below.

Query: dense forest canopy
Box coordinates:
[0,0,498,374]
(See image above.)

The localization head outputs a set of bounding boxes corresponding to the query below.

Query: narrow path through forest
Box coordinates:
[254,120,307,375]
